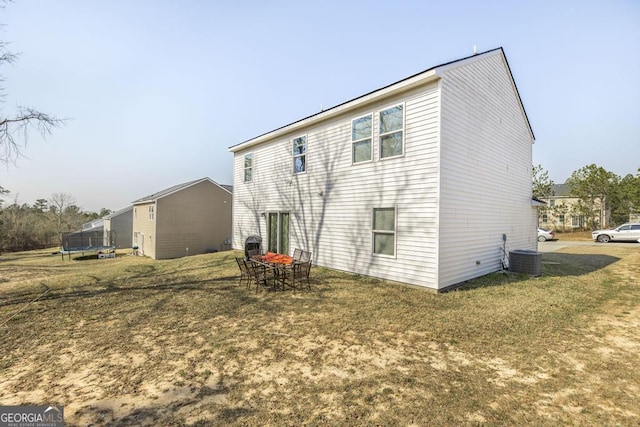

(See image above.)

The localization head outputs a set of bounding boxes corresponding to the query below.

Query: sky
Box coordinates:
[1,0,638,212]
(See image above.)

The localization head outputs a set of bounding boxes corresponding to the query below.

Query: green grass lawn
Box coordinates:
[1,246,639,426]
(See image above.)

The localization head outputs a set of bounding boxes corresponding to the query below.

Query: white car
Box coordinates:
[537,228,555,242]
[592,223,640,243]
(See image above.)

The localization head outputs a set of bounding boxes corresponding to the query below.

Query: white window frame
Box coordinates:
[372,207,397,257]
[244,152,253,183]
[292,135,307,174]
[351,113,373,164]
[148,205,155,220]
[378,103,405,160]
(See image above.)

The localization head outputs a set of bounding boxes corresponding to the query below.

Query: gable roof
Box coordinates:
[132,177,231,204]
[550,183,571,197]
[103,205,133,220]
[229,47,534,153]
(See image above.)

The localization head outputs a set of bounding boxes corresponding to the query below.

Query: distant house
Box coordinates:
[538,183,605,230]
[103,206,133,249]
[131,178,232,259]
[229,47,537,291]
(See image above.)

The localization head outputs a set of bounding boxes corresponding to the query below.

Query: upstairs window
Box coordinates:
[293,136,307,174]
[379,104,404,159]
[148,205,155,220]
[244,153,253,182]
[352,114,372,163]
[373,207,396,256]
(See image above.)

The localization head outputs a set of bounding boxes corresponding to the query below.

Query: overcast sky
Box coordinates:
[1,0,638,212]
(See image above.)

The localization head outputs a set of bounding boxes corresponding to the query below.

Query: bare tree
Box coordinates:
[49,192,77,234]
[1,6,63,166]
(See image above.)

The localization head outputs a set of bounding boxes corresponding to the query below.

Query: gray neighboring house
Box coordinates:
[103,206,133,249]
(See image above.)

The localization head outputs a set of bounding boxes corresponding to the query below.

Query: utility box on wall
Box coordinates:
[509,250,542,276]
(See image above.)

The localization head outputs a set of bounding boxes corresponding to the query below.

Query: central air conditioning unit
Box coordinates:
[509,249,542,276]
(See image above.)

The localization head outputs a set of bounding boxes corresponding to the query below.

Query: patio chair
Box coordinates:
[292,248,303,262]
[283,260,312,291]
[299,250,312,263]
[235,257,251,289]
[246,259,277,292]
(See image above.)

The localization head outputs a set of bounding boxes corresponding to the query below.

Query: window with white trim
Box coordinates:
[244,153,253,182]
[293,136,306,174]
[148,205,155,220]
[351,114,372,163]
[373,207,396,256]
[379,104,404,159]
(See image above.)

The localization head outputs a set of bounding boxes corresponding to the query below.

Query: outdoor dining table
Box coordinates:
[253,252,294,290]
[260,252,293,265]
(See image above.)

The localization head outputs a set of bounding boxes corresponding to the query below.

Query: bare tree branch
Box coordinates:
[0,107,63,165]
[0,20,65,165]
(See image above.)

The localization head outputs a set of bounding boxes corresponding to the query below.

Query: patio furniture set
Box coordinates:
[235,248,313,292]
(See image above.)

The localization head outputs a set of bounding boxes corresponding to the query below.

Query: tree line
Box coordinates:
[534,164,640,229]
[0,190,111,252]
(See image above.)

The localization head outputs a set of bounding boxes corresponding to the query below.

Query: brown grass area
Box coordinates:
[1,246,639,426]
[552,230,593,241]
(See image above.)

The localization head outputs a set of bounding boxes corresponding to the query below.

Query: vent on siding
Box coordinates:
[509,250,542,276]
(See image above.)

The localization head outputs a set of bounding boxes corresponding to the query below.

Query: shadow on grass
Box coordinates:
[453,252,621,292]
[0,269,327,310]
[540,252,620,276]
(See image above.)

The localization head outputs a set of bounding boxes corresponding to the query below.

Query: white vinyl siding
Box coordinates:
[232,82,440,287]
[438,52,535,289]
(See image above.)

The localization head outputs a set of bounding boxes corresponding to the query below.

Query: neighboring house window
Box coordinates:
[352,114,372,163]
[134,207,137,220]
[373,207,396,256]
[148,205,155,220]
[572,216,584,227]
[244,153,253,182]
[293,136,306,174]
[379,104,404,159]
[559,214,565,223]
[542,214,548,223]
[133,232,138,245]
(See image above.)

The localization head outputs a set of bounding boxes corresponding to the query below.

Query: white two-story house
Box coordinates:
[229,47,537,291]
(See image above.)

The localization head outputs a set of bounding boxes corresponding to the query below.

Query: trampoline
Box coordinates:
[60,229,116,260]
